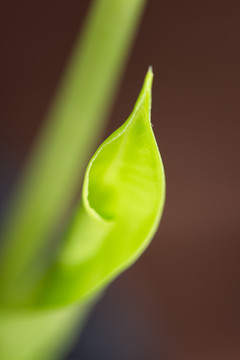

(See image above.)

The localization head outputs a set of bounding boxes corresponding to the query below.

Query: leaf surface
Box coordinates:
[36,69,165,307]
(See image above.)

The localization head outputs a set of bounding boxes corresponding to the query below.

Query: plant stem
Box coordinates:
[0,0,147,303]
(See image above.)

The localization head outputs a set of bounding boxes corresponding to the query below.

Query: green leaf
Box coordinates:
[35,68,165,307]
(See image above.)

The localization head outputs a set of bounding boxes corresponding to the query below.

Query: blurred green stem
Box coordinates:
[0,0,147,302]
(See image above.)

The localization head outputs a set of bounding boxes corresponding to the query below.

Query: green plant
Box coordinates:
[0,0,165,359]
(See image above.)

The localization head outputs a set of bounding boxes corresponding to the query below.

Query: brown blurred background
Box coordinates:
[1,0,240,359]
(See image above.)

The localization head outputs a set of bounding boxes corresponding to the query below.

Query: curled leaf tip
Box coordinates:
[36,71,165,307]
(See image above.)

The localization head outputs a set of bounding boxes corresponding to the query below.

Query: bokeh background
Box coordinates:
[1,0,240,359]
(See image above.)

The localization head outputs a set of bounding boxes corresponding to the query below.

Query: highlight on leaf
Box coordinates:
[35,68,165,307]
